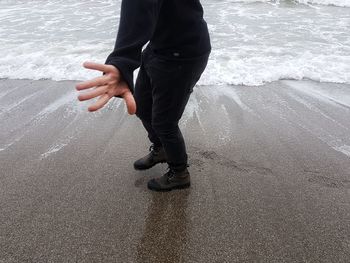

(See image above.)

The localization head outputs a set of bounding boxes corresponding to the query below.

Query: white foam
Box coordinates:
[0,0,349,85]
[0,92,39,116]
[223,0,350,7]
[37,91,79,117]
[40,142,68,159]
[296,0,350,7]
[288,91,350,132]
[333,145,350,157]
[284,80,350,109]
[0,89,86,152]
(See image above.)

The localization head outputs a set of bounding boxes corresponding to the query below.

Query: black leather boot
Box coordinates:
[147,166,191,192]
[133,144,167,170]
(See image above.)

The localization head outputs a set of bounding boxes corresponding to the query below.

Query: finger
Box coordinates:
[75,75,109,91]
[78,85,109,101]
[88,94,111,112]
[83,61,117,74]
[122,91,137,115]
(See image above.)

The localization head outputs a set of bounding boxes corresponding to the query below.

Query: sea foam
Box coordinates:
[0,0,349,86]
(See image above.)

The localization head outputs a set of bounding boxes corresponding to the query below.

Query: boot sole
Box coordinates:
[133,160,167,171]
[147,182,191,192]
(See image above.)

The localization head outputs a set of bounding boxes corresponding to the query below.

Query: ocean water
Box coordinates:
[0,0,349,86]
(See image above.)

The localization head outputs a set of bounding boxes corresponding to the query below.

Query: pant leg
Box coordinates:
[146,53,210,170]
[134,50,162,147]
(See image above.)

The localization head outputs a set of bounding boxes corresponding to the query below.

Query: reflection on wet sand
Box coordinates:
[136,190,190,262]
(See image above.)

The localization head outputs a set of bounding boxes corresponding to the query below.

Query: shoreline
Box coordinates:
[1,76,350,86]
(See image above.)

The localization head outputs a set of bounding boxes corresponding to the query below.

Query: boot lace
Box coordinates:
[149,144,162,156]
[149,144,155,152]
[165,167,176,181]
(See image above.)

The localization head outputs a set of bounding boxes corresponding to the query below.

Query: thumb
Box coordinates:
[122,91,137,115]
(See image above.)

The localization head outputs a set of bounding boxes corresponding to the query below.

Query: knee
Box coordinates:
[151,121,179,138]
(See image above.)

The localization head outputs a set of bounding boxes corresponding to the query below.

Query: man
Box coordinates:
[76,0,211,191]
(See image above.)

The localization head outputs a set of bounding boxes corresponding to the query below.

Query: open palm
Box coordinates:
[75,62,136,114]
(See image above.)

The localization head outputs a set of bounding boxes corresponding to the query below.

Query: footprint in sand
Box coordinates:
[195,150,274,175]
[307,173,350,189]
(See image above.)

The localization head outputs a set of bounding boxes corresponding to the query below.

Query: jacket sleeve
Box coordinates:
[105,0,163,93]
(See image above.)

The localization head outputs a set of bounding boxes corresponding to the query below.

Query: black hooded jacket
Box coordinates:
[105,0,211,92]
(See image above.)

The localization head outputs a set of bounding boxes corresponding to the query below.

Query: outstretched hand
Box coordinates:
[75,62,136,114]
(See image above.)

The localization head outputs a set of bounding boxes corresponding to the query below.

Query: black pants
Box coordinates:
[134,47,209,171]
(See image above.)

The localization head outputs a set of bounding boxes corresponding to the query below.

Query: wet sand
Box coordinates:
[0,78,349,262]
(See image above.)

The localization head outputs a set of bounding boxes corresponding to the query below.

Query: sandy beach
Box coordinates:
[0,78,350,262]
